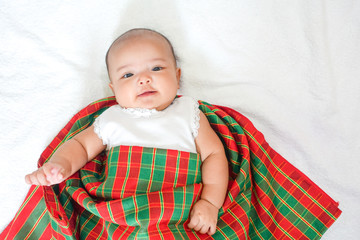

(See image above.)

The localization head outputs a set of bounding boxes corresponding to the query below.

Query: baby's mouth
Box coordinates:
[138,91,157,97]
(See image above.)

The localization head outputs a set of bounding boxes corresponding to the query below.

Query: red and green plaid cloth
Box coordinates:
[0,97,341,239]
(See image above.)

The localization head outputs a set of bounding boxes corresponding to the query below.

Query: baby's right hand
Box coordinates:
[25,162,66,186]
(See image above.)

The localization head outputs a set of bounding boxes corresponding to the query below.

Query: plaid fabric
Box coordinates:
[0,97,341,240]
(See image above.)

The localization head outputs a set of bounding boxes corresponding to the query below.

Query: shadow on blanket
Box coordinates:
[0,97,341,239]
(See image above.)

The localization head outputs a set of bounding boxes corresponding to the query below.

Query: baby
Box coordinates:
[25,28,229,236]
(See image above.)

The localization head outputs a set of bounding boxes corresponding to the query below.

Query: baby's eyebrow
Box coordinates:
[150,58,166,63]
[116,64,130,73]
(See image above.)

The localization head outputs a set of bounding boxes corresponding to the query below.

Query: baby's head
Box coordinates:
[106,28,181,111]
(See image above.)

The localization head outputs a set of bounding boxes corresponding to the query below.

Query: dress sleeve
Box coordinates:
[93,113,109,147]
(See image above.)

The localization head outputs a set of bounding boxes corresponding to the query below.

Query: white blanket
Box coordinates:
[1,1,359,239]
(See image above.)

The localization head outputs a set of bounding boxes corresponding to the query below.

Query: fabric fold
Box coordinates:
[0,96,341,240]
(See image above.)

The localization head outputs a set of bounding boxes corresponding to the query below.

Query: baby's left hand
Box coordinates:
[187,199,219,235]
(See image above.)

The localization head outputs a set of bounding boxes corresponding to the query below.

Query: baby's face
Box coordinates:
[107,34,181,110]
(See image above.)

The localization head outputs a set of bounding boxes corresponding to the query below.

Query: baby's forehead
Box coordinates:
[106,29,177,69]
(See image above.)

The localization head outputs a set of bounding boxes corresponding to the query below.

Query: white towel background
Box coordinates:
[1,1,359,239]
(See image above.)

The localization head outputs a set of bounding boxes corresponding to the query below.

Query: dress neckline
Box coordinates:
[119,107,162,118]
[116,97,180,118]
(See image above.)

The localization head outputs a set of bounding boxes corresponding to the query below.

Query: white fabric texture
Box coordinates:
[93,96,199,153]
[0,1,359,239]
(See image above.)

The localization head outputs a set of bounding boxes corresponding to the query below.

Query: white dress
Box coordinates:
[93,96,200,153]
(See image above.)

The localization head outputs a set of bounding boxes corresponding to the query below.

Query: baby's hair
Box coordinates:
[105,28,179,76]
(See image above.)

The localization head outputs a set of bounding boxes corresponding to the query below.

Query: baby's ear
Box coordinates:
[176,68,181,88]
[108,82,114,93]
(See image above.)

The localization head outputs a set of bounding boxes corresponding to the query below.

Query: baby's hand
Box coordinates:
[25,162,66,186]
[187,199,219,235]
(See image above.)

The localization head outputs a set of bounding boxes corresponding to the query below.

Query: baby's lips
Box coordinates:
[137,88,157,96]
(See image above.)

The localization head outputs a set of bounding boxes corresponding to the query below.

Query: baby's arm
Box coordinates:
[25,125,105,186]
[188,112,229,235]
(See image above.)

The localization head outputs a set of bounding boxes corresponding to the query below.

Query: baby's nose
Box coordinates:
[138,77,152,85]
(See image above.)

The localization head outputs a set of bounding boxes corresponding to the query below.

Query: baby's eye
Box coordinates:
[152,66,163,71]
[123,73,134,78]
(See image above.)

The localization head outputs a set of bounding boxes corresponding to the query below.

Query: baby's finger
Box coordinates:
[187,213,199,229]
[55,171,64,182]
[207,224,216,235]
[28,172,40,185]
[46,165,65,184]
[199,224,210,235]
[25,174,32,185]
[43,164,55,177]
[43,165,58,183]
[193,222,204,232]
[37,171,50,186]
